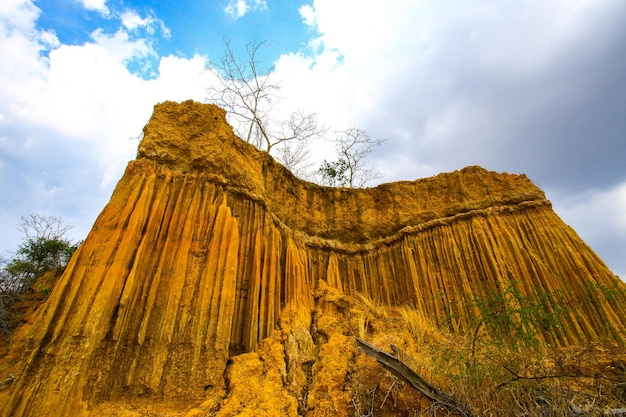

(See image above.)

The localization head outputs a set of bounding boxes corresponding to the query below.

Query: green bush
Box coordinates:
[0,215,80,335]
[4,236,78,292]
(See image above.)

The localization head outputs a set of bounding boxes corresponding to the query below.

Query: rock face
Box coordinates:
[2,100,625,417]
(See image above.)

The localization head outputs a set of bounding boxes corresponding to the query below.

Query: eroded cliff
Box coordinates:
[1,100,625,417]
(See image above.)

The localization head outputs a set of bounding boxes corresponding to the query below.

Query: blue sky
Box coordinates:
[1,0,626,278]
[35,0,313,76]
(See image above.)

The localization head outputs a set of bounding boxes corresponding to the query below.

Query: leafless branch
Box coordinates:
[206,40,324,172]
[19,214,71,244]
[319,129,387,188]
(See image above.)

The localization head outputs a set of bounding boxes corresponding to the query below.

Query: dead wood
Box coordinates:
[355,338,473,417]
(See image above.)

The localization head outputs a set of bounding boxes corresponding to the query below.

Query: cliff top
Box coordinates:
[2,100,625,417]
[136,100,547,244]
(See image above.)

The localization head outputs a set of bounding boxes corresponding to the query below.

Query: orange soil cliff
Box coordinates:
[1,100,625,417]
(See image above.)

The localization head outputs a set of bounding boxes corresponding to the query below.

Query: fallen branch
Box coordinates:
[569,404,626,416]
[355,338,473,417]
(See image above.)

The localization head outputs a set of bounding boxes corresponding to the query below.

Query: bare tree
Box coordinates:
[206,40,326,172]
[273,140,313,178]
[206,40,276,149]
[206,40,386,186]
[19,214,71,244]
[318,129,387,188]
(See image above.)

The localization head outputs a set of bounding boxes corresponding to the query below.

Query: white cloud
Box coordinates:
[39,29,60,48]
[120,9,170,38]
[90,28,153,62]
[1,0,625,282]
[554,183,626,239]
[277,0,626,174]
[298,4,316,27]
[0,0,40,29]
[551,182,626,278]
[0,0,212,252]
[225,0,249,19]
[279,0,625,126]
[77,0,109,16]
[224,0,267,20]
[0,0,56,121]
[273,0,626,278]
[121,10,148,30]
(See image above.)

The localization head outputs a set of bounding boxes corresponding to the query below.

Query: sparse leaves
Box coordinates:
[206,39,386,187]
[318,129,387,188]
[1,215,79,293]
[206,40,325,174]
[317,158,349,187]
[0,214,80,336]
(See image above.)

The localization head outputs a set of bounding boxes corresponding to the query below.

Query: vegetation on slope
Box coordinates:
[0,215,79,336]
[2,102,625,417]
[312,285,626,417]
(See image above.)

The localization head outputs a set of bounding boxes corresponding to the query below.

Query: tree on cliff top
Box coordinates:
[205,40,327,175]
[206,39,386,187]
[317,129,387,188]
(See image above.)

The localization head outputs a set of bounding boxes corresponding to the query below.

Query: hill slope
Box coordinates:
[1,100,625,417]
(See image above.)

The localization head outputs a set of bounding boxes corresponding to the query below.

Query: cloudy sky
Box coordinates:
[1,0,625,278]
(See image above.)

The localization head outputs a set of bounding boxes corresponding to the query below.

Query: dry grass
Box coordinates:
[343,294,626,417]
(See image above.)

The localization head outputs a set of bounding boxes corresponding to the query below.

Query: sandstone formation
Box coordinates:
[1,100,625,417]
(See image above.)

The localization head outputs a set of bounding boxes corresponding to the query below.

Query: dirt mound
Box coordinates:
[2,101,625,417]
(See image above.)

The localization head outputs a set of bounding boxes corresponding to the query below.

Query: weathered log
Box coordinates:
[356,338,473,417]
[569,405,626,416]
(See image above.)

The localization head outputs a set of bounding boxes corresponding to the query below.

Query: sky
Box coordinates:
[0,0,625,278]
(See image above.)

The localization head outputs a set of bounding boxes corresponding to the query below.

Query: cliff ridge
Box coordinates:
[1,100,625,417]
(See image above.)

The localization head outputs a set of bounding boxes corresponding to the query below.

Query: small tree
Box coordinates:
[206,40,326,173]
[318,129,387,188]
[317,158,350,187]
[1,215,79,293]
[0,215,79,335]
[206,39,386,185]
